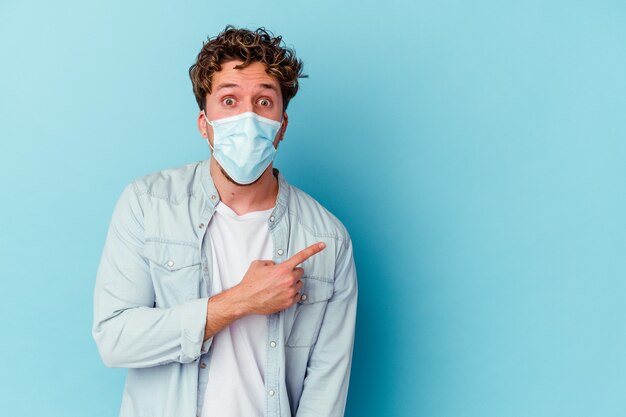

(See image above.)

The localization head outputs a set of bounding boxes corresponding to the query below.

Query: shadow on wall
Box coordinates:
[283,86,416,416]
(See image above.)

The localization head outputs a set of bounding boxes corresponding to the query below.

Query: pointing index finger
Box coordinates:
[282,242,326,270]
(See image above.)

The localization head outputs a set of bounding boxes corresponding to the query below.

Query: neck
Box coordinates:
[209,157,279,216]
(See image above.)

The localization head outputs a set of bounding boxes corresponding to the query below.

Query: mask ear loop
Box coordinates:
[202,110,215,152]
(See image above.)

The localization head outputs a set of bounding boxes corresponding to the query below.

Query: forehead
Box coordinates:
[212,60,280,90]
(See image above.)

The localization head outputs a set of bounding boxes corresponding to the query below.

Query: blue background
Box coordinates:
[1,1,625,416]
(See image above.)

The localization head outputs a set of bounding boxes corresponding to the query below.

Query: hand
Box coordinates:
[204,242,326,340]
[233,242,327,316]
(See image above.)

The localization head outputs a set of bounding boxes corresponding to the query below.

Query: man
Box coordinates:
[93,26,357,417]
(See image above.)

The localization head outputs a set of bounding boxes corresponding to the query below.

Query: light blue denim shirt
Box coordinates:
[93,159,358,417]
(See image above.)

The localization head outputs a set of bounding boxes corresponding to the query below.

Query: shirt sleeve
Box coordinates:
[92,182,212,368]
[296,234,358,417]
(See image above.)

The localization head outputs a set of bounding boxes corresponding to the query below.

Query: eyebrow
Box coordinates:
[259,83,279,92]
[215,83,240,91]
[214,82,279,93]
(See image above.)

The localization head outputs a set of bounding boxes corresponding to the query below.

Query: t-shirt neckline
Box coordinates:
[215,201,275,221]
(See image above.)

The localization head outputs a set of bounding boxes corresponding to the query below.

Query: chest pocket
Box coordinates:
[144,240,201,307]
[286,276,334,348]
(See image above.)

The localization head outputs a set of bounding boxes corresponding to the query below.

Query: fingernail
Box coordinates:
[318,242,326,249]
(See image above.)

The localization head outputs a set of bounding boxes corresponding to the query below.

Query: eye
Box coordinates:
[257,98,272,107]
[222,97,236,106]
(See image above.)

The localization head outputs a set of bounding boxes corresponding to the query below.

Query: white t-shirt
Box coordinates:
[201,201,274,417]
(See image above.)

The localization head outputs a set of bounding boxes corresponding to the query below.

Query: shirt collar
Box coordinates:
[198,159,289,224]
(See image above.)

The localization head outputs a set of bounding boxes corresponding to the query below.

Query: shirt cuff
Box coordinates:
[179,297,212,362]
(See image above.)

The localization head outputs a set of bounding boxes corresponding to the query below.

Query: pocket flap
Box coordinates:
[298,276,333,304]
[144,240,200,271]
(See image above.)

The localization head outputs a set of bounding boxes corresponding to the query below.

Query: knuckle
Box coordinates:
[289,273,301,283]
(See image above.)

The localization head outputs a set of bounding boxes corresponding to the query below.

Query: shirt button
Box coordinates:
[167,260,175,268]
[277,249,284,256]
[300,294,308,302]
[200,362,207,369]
[198,223,205,229]
[269,215,275,222]
[268,389,275,397]
[270,341,277,348]
[211,194,217,200]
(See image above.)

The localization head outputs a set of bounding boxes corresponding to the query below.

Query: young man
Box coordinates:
[93,26,357,417]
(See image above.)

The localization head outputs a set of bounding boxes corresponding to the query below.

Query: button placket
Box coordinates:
[266,215,284,417]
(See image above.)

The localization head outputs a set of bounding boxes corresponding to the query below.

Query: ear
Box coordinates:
[197,110,210,140]
[275,112,288,147]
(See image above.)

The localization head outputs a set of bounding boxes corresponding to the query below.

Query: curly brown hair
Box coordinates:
[189,26,306,112]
